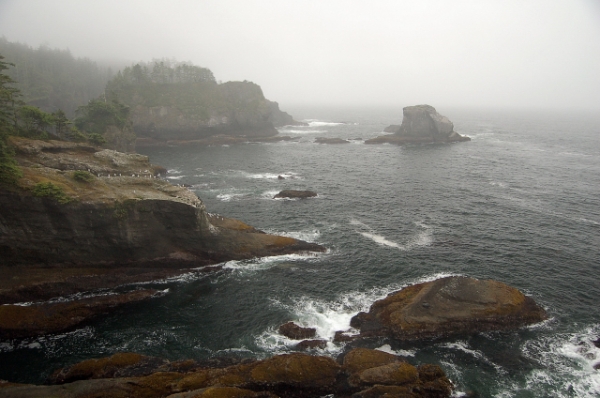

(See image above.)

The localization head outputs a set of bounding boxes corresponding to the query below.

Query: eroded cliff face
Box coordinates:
[1,137,323,268]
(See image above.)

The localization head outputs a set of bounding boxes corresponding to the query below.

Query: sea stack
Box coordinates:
[366,104,470,145]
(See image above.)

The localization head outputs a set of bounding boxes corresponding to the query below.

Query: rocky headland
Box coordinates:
[0,137,324,338]
[365,105,470,145]
[108,76,304,147]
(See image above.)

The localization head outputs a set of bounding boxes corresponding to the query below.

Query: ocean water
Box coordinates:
[1,106,599,397]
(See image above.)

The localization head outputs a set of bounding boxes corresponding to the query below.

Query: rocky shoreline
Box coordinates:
[0,137,325,340]
[0,348,453,398]
[0,276,549,397]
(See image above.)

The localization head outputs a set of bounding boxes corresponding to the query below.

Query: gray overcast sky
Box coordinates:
[1,0,600,110]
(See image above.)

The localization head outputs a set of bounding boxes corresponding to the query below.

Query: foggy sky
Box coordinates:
[1,0,600,110]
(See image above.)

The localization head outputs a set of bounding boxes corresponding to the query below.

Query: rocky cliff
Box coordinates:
[0,137,324,337]
[366,105,470,145]
[108,76,303,145]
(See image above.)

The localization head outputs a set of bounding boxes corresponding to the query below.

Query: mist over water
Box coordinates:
[1,107,599,396]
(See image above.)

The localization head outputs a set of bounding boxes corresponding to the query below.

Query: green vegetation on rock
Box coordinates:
[32,181,72,203]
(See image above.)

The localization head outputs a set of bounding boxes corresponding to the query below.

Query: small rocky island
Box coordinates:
[366,105,470,145]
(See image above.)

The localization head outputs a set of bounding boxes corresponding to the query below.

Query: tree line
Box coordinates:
[0,37,116,117]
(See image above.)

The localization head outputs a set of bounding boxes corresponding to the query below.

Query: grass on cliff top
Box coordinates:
[17,166,189,204]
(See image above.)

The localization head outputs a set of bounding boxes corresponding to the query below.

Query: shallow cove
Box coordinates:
[1,107,599,397]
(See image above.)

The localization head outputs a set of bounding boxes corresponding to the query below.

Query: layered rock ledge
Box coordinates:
[0,348,453,398]
[350,276,547,340]
[366,105,470,145]
[0,138,325,338]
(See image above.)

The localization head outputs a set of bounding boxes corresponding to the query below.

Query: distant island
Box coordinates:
[366,104,470,145]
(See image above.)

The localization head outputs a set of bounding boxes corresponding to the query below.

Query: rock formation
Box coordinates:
[314,137,350,144]
[350,276,547,340]
[0,137,325,338]
[110,80,304,146]
[274,190,318,199]
[365,105,470,145]
[266,100,308,127]
[2,349,453,397]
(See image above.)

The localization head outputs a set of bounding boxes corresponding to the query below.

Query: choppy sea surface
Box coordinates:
[1,106,599,397]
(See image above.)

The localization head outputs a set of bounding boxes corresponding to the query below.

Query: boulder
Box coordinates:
[274,190,317,199]
[278,322,317,339]
[351,276,547,340]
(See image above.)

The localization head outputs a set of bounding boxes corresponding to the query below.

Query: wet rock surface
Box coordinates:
[350,276,547,340]
[278,322,317,339]
[1,349,453,397]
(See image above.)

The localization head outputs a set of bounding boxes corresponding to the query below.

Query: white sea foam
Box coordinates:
[255,272,461,355]
[511,324,600,397]
[265,229,321,243]
[261,190,283,200]
[278,128,323,134]
[166,175,185,180]
[350,219,433,250]
[217,193,246,202]
[375,344,416,357]
[167,169,182,174]
[441,341,505,374]
[223,252,323,273]
[241,171,301,181]
[307,120,346,127]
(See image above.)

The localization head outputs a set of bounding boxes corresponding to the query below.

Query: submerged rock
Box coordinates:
[274,190,317,199]
[350,276,547,340]
[366,105,470,145]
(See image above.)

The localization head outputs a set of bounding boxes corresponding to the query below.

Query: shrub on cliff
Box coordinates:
[32,181,72,204]
[72,170,95,183]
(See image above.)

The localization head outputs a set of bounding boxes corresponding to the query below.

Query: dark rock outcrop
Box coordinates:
[366,105,470,145]
[274,190,317,199]
[2,349,452,397]
[0,290,159,339]
[350,276,547,340]
[295,339,328,350]
[315,137,350,144]
[278,322,317,339]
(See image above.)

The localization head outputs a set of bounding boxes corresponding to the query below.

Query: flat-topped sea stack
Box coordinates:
[351,276,547,340]
[365,105,470,145]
